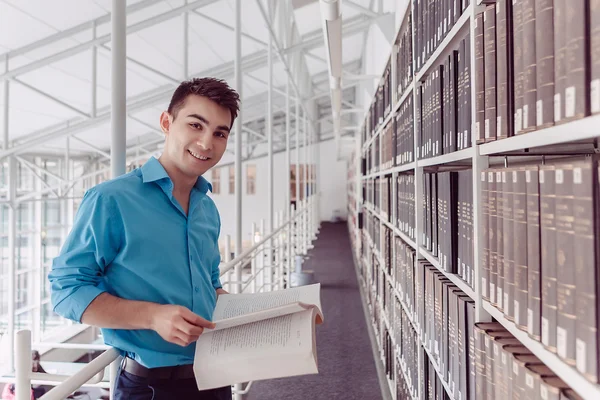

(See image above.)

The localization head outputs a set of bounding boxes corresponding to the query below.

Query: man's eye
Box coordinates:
[190,123,202,129]
[215,132,226,138]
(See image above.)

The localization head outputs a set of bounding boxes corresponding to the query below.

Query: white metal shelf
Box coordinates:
[418,247,476,301]
[479,114,600,155]
[417,147,474,167]
[421,341,457,400]
[394,81,414,114]
[362,162,416,179]
[483,302,600,400]
[415,7,472,82]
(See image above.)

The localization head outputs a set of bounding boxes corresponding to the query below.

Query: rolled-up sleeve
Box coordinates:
[49,189,122,323]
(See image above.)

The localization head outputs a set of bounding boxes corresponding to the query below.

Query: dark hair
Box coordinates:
[167,77,240,128]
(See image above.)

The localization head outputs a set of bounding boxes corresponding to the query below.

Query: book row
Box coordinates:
[481,157,600,383]
[475,0,599,143]
[474,322,580,400]
[417,33,472,159]
[422,169,474,289]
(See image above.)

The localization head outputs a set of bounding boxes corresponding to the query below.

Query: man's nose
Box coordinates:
[197,134,213,151]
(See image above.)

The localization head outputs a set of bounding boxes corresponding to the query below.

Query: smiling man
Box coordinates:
[49,78,240,400]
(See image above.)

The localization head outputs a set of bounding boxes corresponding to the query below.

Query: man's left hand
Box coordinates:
[216,288,228,297]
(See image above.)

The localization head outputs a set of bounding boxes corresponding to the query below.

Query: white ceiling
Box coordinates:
[0,0,390,160]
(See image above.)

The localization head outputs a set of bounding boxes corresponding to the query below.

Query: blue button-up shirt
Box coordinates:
[49,157,223,368]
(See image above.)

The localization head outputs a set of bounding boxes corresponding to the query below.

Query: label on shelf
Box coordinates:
[497,287,503,308]
[542,317,550,345]
[485,119,490,138]
[516,108,523,132]
[576,338,587,373]
[497,116,502,134]
[528,308,534,333]
[504,293,509,310]
[491,283,496,303]
[537,100,543,126]
[514,361,519,375]
[494,343,499,355]
[554,93,562,122]
[592,79,600,113]
[502,352,507,364]
[566,86,576,118]
[557,326,567,358]
[482,278,487,297]
[523,105,529,129]
[514,300,519,322]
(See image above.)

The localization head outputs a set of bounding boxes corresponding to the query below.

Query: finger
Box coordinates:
[169,335,188,347]
[176,319,204,336]
[174,330,200,346]
[181,309,216,329]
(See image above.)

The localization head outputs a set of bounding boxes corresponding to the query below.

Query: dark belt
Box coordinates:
[121,357,196,380]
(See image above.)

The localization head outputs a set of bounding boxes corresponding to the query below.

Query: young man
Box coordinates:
[49,77,240,400]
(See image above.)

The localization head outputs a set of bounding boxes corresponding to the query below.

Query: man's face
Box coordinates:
[160,94,231,178]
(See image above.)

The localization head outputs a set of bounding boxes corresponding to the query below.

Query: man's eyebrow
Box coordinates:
[187,113,230,132]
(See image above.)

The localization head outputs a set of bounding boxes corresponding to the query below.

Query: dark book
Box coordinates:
[432,173,439,257]
[539,165,557,353]
[496,170,505,311]
[553,0,566,123]
[554,162,576,365]
[467,300,476,400]
[526,166,542,340]
[513,168,529,331]
[540,376,570,400]
[488,170,498,306]
[513,0,524,133]
[458,38,466,150]
[574,158,599,382]
[481,170,490,301]
[513,354,544,400]
[450,50,459,152]
[503,168,515,321]
[502,345,532,399]
[484,6,497,142]
[493,338,523,399]
[497,0,511,138]
[475,12,486,144]
[485,330,515,398]
[535,0,555,128]
[463,34,472,148]
[592,0,600,115]
[564,0,589,121]
[522,0,537,131]
[473,323,504,400]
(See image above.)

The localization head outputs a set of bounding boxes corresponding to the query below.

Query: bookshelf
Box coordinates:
[348,0,600,399]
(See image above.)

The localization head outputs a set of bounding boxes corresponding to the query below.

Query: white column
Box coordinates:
[285,78,290,217]
[15,330,31,400]
[111,0,126,178]
[267,10,274,290]
[33,158,42,342]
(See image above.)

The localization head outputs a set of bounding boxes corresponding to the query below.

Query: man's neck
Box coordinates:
[157,156,196,196]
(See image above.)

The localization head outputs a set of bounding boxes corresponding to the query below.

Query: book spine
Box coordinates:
[496,171,505,311]
[482,171,490,301]
[513,169,529,330]
[526,166,542,340]
[513,0,524,133]
[504,168,515,321]
[574,159,599,382]
[474,326,488,400]
[522,0,537,131]
[534,0,555,128]
[591,0,600,114]
[475,12,486,144]
[555,163,576,365]
[497,0,510,139]
[488,170,498,305]
[567,0,590,121]
[484,6,497,142]
[540,166,557,352]
[464,34,472,148]
[458,39,465,150]
[450,51,458,152]
[553,0,566,123]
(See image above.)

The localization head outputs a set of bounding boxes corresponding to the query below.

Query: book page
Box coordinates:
[212,283,322,325]
[194,308,319,391]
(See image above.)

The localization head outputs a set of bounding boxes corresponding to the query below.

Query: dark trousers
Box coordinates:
[113,369,232,400]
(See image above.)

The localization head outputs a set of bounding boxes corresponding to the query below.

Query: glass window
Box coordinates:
[229,165,235,194]
[246,165,256,195]
[211,168,221,195]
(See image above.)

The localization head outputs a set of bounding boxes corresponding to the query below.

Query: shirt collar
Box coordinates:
[141,157,213,193]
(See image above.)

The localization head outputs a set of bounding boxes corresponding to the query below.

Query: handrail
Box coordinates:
[218,200,308,276]
[13,193,320,400]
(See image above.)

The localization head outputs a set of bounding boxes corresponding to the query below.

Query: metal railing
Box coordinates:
[11,194,320,400]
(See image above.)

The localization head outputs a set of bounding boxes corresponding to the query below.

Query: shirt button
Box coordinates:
[194,286,200,293]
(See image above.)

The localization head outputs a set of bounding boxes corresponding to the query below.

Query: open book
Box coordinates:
[193,283,324,391]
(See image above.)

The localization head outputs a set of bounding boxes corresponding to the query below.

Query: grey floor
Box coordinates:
[246,222,382,400]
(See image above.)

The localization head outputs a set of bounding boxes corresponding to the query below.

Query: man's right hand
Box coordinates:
[150,304,216,347]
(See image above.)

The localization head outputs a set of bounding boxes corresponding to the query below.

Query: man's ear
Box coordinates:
[159,111,172,135]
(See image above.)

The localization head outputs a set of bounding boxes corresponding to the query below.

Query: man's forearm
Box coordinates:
[81,292,158,330]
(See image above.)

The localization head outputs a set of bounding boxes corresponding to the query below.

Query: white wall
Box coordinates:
[209,138,347,251]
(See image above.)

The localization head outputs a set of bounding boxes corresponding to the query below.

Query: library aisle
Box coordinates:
[246,222,382,400]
